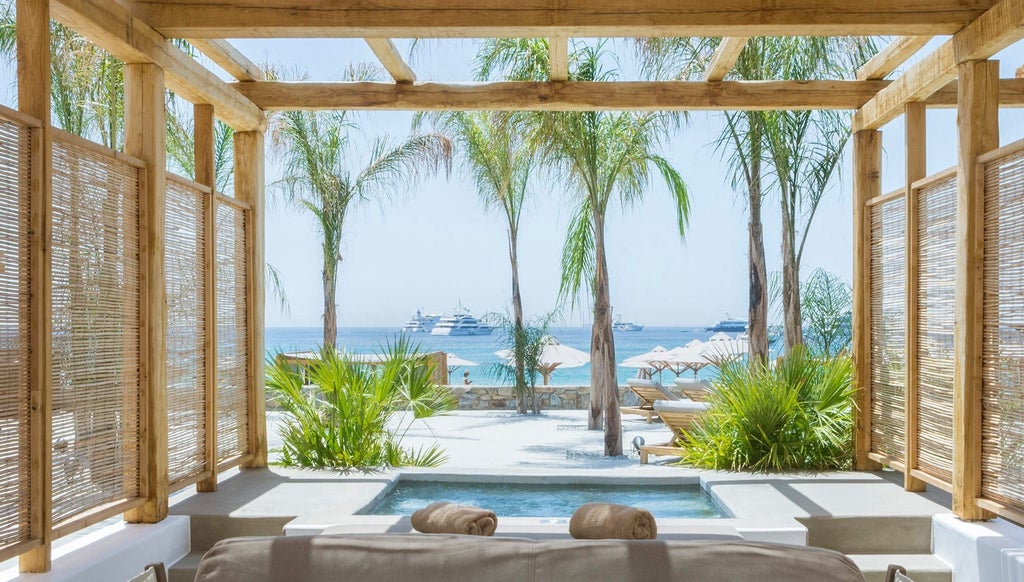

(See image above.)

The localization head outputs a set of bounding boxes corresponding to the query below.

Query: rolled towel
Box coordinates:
[569,502,657,540]
[410,501,497,536]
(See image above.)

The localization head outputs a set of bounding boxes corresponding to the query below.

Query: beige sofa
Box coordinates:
[193,534,866,582]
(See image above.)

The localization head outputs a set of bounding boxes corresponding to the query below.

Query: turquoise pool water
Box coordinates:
[363,481,724,518]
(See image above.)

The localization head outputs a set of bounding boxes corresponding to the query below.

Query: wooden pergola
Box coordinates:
[4,0,1024,573]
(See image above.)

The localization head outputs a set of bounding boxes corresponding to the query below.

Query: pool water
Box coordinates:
[363,481,724,518]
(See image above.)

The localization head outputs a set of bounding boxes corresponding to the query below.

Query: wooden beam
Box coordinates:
[233,80,893,111]
[131,0,998,38]
[234,131,267,469]
[124,62,169,524]
[364,39,415,84]
[853,129,883,472]
[952,60,998,522]
[704,37,749,82]
[857,36,934,81]
[186,38,265,82]
[926,78,1024,106]
[51,0,264,131]
[549,36,568,81]
[17,0,52,572]
[903,102,927,493]
[194,104,219,493]
[854,0,1024,130]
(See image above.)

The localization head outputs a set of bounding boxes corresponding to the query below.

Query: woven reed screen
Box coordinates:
[50,133,141,525]
[915,174,957,485]
[981,146,1024,511]
[0,118,32,550]
[165,177,207,486]
[215,202,249,462]
[869,197,907,463]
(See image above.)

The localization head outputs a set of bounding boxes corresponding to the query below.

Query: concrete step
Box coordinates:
[168,551,205,582]
[188,514,294,552]
[801,516,933,554]
[849,554,952,582]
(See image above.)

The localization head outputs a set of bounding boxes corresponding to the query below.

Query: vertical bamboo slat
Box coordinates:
[953,59,999,521]
[854,130,883,471]
[904,103,927,492]
[234,131,267,469]
[17,0,52,571]
[215,204,248,463]
[194,105,219,493]
[124,63,169,524]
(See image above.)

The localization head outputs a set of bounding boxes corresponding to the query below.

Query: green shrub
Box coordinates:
[680,348,855,472]
[267,338,456,469]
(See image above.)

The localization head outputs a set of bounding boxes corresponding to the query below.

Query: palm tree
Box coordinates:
[477,40,692,455]
[271,70,452,347]
[420,110,537,413]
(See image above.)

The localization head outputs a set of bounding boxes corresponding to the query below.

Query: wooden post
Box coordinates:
[17,0,52,572]
[853,129,883,471]
[952,60,998,521]
[124,63,169,524]
[234,131,267,469]
[194,104,219,492]
[903,103,927,492]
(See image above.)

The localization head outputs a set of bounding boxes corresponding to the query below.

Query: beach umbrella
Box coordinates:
[446,353,478,368]
[663,344,711,378]
[495,335,590,385]
[619,345,673,381]
[702,333,748,363]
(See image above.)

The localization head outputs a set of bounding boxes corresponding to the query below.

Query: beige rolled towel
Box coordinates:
[569,502,658,540]
[410,501,497,536]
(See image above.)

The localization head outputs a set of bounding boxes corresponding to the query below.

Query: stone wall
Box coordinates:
[446,384,691,410]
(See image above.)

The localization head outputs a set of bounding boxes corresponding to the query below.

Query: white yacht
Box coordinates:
[705,312,749,333]
[400,308,441,333]
[430,304,494,336]
[613,315,644,332]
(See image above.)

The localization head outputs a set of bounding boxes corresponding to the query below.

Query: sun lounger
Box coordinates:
[621,379,676,423]
[673,378,714,402]
[639,399,709,464]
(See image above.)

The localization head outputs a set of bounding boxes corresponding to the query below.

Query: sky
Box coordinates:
[2,36,1022,329]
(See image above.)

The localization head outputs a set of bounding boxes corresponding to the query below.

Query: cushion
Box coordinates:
[654,399,709,414]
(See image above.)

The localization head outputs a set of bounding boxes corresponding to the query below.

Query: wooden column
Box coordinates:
[124,63,169,523]
[903,103,927,492]
[234,131,267,468]
[853,129,883,471]
[17,0,52,572]
[952,60,998,521]
[194,104,219,492]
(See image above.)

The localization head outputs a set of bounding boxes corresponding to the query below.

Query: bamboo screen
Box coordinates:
[165,177,207,486]
[0,117,32,551]
[915,174,957,486]
[50,133,142,525]
[215,202,249,462]
[869,196,907,463]
[981,145,1024,511]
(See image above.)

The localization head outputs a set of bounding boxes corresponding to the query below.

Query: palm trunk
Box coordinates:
[508,227,529,414]
[781,190,803,351]
[747,141,769,365]
[591,212,622,455]
[323,254,338,349]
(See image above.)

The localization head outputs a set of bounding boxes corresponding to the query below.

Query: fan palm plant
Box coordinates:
[476,40,691,455]
[270,66,452,347]
[418,110,538,413]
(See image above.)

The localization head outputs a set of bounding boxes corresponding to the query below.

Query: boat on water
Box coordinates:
[400,308,441,333]
[705,312,749,333]
[430,304,494,336]
[612,316,644,332]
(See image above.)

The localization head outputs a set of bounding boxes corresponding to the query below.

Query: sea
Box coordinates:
[266,326,728,386]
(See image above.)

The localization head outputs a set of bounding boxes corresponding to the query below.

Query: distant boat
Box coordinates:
[400,308,441,333]
[430,304,494,336]
[613,315,644,332]
[705,312,748,333]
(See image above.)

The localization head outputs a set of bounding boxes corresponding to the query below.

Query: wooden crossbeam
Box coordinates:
[854,0,1024,130]
[856,36,933,81]
[233,80,895,111]
[704,37,749,82]
[52,0,264,131]
[549,36,568,81]
[364,39,416,84]
[187,38,265,82]
[130,0,998,38]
